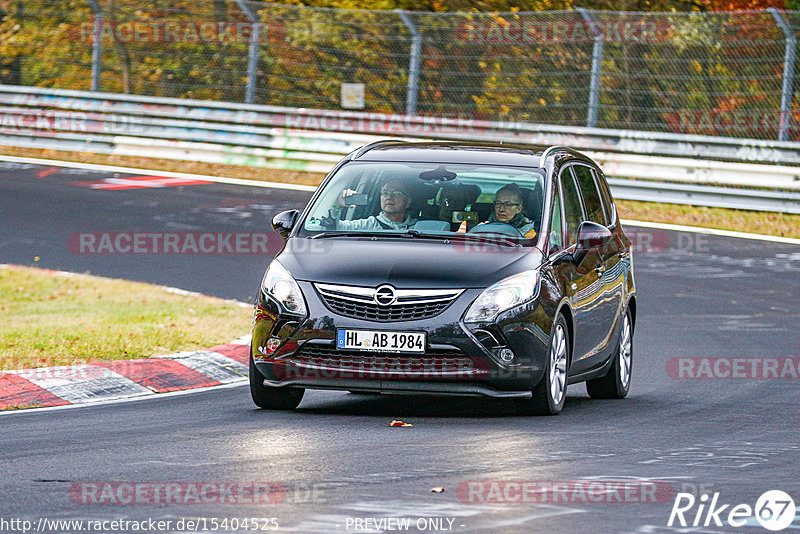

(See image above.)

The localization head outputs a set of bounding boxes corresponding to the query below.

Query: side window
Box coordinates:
[573,165,607,226]
[548,182,563,254]
[560,168,584,248]
[594,168,616,226]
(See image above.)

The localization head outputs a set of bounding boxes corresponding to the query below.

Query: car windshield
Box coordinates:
[300,162,546,243]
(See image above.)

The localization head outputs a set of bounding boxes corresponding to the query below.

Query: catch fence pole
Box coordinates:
[235,0,261,104]
[577,8,604,128]
[396,10,422,116]
[87,0,103,92]
[768,8,796,142]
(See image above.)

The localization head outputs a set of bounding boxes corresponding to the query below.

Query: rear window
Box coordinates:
[594,169,616,225]
[572,165,607,226]
[560,169,584,248]
[299,162,547,241]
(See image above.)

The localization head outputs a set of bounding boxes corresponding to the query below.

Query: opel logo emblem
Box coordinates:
[374,284,397,306]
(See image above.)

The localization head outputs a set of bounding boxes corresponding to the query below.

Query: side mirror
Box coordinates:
[272,209,300,240]
[571,221,612,264]
[577,221,613,251]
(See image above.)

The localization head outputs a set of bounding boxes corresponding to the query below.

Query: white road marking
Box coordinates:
[621,219,800,245]
[0,154,318,192]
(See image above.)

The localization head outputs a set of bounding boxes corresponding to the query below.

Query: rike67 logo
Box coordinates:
[669,490,796,531]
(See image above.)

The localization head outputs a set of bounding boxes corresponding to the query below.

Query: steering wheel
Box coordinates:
[467,222,523,238]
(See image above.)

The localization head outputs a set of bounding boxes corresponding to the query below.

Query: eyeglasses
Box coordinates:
[494,201,521,209]
[380,190,409,199]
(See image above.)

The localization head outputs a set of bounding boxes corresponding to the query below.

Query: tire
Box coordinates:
[586,307,633,399]
[249,352,304,410]
[515,315,569,416]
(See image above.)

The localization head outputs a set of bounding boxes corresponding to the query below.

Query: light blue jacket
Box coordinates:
[333,212,417,231]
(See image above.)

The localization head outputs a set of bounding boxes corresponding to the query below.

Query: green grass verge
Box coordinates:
[0,265,251,370]
[616,200,800,239]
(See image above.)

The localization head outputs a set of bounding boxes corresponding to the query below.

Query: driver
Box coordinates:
[484,183,536,238]
[328,178,417,231]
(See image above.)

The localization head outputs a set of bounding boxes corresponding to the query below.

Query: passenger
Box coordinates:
[329,178,417,231]
[486,183,536,237]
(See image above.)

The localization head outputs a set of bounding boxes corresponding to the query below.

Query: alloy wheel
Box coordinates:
[550,324,568,405]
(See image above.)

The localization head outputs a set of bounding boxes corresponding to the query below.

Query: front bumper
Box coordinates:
[252,281,554,397]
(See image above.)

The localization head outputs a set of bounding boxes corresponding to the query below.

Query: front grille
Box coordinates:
[288,343,481,377]
[315,283,462,322]
[321,295,453,321]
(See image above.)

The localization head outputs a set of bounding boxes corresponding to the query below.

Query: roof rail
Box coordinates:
[540,145,571,164]
[352,140,404,160]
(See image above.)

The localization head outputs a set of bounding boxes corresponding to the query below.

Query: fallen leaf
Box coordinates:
[389,420,413,427]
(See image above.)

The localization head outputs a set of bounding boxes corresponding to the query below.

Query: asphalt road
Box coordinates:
[1,161,799,533]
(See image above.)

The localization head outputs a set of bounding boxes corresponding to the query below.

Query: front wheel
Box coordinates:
[515,315,569,416]
[249,353,304,410]
[586,308,633,399]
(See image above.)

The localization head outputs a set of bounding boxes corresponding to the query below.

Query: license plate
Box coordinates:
[336,329,426,353]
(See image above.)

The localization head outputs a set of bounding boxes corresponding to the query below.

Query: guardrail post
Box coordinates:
[396,10,422,116]
[235,0,260,104]
[87,0,103,92]
[768,8,796,142]
[577,8,603,128]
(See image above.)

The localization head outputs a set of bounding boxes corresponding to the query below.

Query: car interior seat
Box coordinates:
[519,184,544,233]
[420,184,481,222]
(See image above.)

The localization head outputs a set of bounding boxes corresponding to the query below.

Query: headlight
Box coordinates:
[261,260,307,315]
[464,270,539,323]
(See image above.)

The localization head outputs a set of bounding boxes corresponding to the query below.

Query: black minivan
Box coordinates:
[251,142,636,415]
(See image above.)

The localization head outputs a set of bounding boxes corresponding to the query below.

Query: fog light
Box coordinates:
[497,348,515,363]
[259,337,281,356]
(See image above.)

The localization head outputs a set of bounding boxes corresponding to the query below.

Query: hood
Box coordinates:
[278,236,543,289]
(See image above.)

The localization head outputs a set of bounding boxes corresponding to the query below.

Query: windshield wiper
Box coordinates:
[397,230,450,240]
[310,230,449,241]
[309,230,527,247]
[308,231,391,239]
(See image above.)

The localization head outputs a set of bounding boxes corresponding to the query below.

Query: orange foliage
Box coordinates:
[699,0,786,10]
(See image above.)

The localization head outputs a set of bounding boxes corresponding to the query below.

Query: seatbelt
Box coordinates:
[374,217,394,230]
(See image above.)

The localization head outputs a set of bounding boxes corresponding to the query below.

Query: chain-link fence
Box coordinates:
[1,1,798,141]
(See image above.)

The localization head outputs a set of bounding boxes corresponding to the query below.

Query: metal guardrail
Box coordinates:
[608,179,800,214]
[0,85,799,212]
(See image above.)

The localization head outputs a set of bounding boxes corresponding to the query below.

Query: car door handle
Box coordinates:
[595,265,605,274]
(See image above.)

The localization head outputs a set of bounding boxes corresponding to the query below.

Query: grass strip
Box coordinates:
[0,265,251,370]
